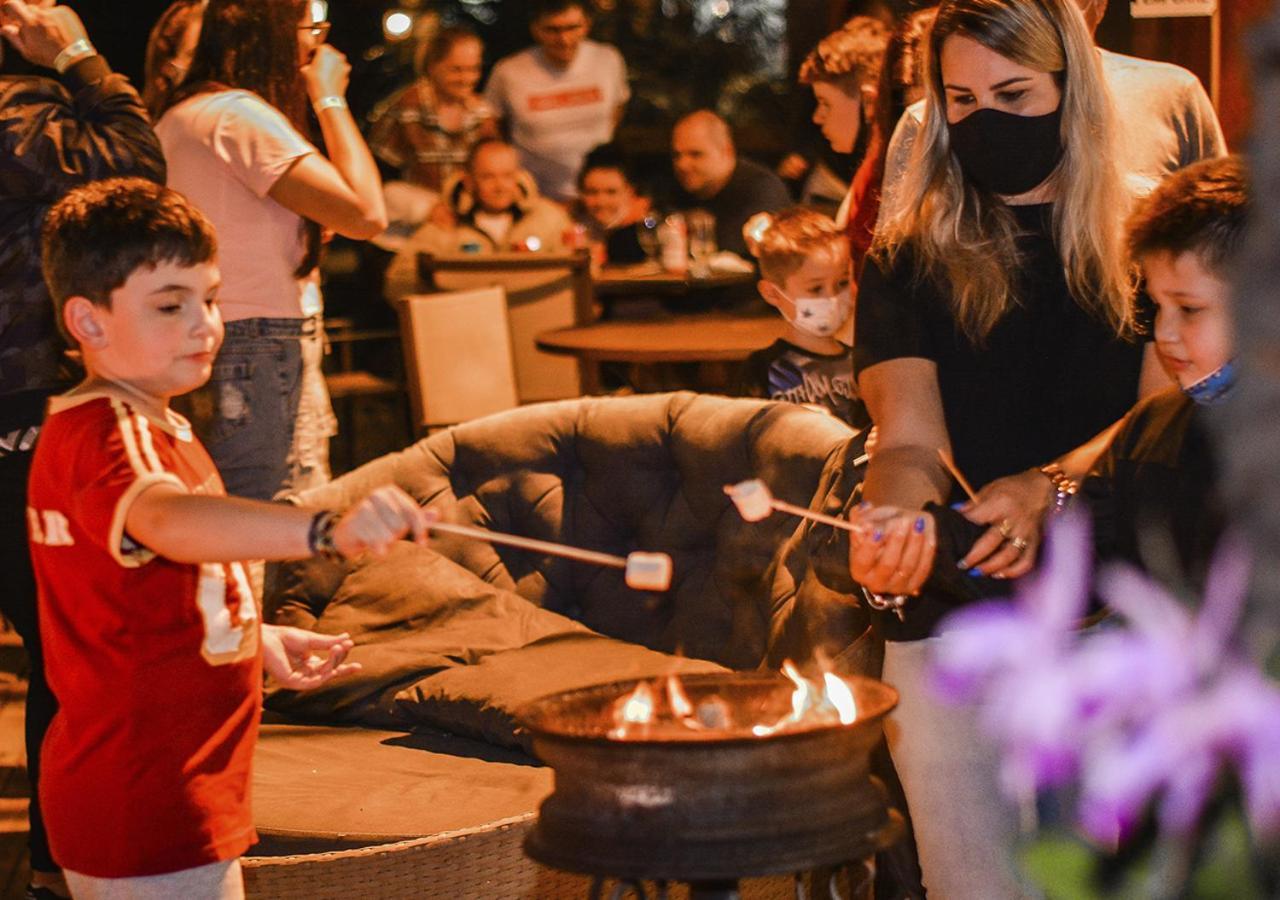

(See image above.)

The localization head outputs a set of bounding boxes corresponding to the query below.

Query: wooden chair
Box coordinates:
[395,287,520,434]
[323,317,411,474]
[416,251,597,400]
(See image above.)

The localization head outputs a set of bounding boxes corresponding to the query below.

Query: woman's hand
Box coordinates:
[301,43,351,102]
[848,504,937,597]
[332,486,432,560]
[261,625,361,690]
[956,468,1054,579]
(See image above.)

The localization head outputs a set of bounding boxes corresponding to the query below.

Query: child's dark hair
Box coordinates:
[530,0,586,23]
[43,178,217,340]
[578,142,637,189]
[1127,155,1249,279]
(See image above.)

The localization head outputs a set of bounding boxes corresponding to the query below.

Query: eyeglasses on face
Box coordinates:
[299,21,331,41]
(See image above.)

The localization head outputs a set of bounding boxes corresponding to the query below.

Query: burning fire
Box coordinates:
[609,661,859,739]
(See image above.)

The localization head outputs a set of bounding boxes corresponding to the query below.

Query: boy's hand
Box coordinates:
[332,485,432,560]
[0,1,90,69]
[261,624,361,690]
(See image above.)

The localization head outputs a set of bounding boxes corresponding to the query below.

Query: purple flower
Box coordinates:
[928,513,1280,843]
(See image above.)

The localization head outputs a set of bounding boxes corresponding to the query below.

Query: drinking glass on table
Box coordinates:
[636,213,661,268]
[687,209,717,278]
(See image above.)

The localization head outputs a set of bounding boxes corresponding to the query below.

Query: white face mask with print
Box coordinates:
[789,289,852,338]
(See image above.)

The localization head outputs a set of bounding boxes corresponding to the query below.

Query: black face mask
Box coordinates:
[947,105,1064,196]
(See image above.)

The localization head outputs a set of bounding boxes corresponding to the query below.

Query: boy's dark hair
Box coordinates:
[530,0,586,23]
[1127,155,1249,279]
[578,142,636,188]
[43,178,217,340]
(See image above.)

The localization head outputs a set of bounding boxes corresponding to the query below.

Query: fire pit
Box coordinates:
[517,668,901,897]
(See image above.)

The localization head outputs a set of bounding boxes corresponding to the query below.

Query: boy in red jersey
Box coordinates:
[30,178,431,899]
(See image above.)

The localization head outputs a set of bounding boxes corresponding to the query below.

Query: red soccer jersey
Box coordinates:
[28,392,262,878]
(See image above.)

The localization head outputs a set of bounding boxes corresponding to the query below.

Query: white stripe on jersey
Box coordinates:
[109,398,157,477]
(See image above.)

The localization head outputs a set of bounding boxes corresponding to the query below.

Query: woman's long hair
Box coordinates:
[143,0,205,119]
[873,0,1132,343]
[161,0,321,276]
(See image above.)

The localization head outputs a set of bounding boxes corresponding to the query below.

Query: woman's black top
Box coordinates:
[854,203,1144,493]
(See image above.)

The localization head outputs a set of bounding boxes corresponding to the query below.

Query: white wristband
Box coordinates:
[312,95,347,112]
[53,38,96,75]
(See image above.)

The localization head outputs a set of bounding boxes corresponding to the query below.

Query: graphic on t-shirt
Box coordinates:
[528,86,604,112]
[759,343,867,428]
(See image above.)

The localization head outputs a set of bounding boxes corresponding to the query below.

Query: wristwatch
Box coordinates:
[1038,463,1079,515]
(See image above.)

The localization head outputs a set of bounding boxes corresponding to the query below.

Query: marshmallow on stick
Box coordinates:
[424,519,672,592]
[724,480,865,533]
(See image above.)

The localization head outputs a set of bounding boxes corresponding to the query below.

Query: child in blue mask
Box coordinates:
[737,208,870,430]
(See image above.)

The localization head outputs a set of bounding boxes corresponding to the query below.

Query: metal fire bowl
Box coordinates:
[517,671,901,883]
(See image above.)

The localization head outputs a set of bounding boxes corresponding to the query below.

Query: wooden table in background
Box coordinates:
[592,262,756,299]
[537,314,786,393]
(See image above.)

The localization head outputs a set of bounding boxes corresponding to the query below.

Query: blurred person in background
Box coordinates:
[142,0,204,118]
[366,24,497,194]
[484,0,629,203]
[573,142,648,266]
[666,109,790,260]
[384,137,572,299]
[0,2,166,896]
[797,15,890,278]
[157,0,386,501]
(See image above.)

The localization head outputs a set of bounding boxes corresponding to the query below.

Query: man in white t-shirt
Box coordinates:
[484,0,629,203]
[878,0,1225,224]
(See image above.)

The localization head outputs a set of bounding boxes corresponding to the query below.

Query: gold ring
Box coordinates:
[998,519,1014,538]
[1011,536,1029,552]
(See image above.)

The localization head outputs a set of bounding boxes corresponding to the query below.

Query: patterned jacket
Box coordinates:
[0,56,165,429]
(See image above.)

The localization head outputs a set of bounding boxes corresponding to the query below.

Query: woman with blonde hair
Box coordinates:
[845,0,1168,895]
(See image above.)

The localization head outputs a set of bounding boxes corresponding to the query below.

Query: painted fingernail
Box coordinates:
[858,501,872,511]
[967,567,982,578]
[950,501,965,510]
[914,516,925,533]
[872,529,884,542]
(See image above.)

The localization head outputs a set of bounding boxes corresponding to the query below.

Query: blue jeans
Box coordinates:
[184,316,333,501]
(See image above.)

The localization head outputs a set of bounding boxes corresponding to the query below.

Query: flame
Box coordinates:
[611,681,657,737]
[666,675,694,719]
[753,661,859,736]
[822,671,858,724]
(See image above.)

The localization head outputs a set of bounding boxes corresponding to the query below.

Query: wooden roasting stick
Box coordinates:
[724,480,867,534]
[423,519,673,592]
[936,448,980,504]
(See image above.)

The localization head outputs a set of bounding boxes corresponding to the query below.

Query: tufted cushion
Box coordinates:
[269,392,869,671]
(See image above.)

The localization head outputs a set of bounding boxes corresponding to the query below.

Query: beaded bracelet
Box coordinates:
[1038,462,1079,516]
[860,585,909,622]
[306,509,343,561]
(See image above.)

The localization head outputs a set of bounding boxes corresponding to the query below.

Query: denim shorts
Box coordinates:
[183,316,334,501]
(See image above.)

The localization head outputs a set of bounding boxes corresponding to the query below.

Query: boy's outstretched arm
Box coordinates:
[125,483,430,564]
[261,625,361,690]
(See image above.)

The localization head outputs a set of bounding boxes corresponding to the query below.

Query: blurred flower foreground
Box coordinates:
[929,508,1280,898]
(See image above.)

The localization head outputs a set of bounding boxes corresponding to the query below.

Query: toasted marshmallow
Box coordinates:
[625,552,673,592]
[726,479,774,522]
